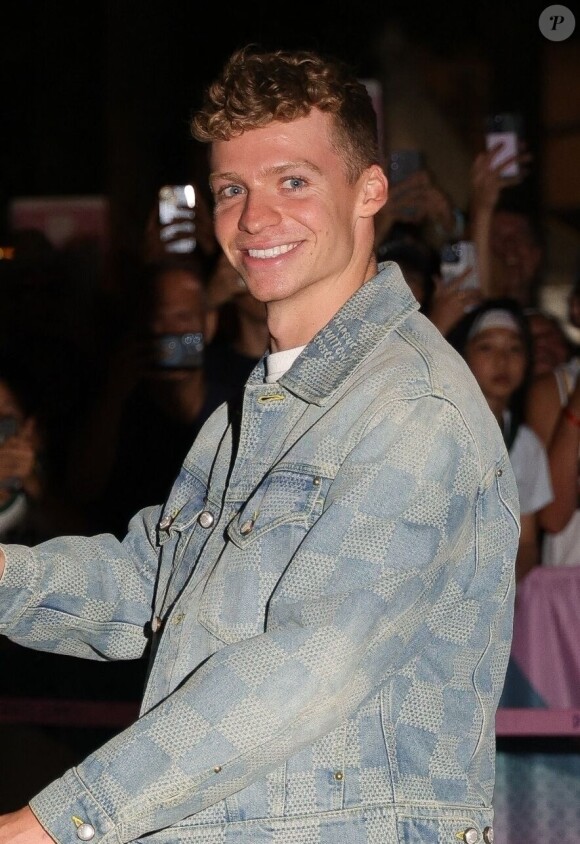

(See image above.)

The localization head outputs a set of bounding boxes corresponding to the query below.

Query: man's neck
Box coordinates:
[267,255,378,352]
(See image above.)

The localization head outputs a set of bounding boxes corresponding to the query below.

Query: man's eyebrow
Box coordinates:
[210,159,323,182]
[267,160,323,176]
[209,171,240,182]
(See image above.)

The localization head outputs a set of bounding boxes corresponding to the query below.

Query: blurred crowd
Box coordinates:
[1,128,579,585]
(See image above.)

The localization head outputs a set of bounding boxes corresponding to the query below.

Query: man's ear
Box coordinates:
[358,164,388,218]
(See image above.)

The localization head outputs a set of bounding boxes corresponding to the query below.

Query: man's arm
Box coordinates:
[0,506,161,660]
[26,397,518,844]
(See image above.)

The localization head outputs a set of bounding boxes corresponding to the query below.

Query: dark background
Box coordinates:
[1,0,566,223]
[2,1,579,326]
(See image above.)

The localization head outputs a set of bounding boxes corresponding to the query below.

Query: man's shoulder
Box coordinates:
[366,308,484,403]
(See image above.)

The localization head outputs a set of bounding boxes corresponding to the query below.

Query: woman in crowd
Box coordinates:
[526,273,580,566]
[449,298,553,581]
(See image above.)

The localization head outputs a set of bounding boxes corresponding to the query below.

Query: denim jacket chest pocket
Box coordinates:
[197,467,327,644]
[155,470,214,611]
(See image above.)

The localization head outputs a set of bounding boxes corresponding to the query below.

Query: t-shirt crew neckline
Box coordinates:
[265,346,306,383]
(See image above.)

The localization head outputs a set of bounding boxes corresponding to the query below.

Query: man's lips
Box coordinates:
[243,242,301,259]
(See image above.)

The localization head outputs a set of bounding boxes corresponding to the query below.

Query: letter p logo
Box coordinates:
[539,5,576,40]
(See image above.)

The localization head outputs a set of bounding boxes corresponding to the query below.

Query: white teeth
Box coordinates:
[248,243,298,259]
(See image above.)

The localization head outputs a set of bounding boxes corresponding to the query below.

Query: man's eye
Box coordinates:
[221,185,244,198]
[282,177,306,190]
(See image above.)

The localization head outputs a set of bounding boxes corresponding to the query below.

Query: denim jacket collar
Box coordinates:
[248,261,419,406]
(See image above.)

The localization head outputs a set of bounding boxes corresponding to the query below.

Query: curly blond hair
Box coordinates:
[191,45,380,183]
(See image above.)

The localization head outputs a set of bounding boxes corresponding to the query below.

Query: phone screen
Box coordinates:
[440,241,479,289]
[387,150,424,185]
[485,114,522,178]
[158,185,196,253]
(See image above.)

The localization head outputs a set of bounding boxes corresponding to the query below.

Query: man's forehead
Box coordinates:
[210,112,335,167]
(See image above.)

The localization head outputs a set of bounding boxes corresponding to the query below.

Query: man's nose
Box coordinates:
[238,192,282,233]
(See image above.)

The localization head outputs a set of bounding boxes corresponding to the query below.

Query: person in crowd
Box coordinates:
[448,299,553,582]
[0,364,43,543]
[374,159,463,251]
[526,270,580,567]
[524,307,573,378]
[0,353,89,542]
[378,234,483,336]
[377,235,438,312]
[468,141,537,305]
[0,232,103,503]
[0,45,518,844]
[488,201,544,307]
[204,249,269,402]
[66,255,223,538]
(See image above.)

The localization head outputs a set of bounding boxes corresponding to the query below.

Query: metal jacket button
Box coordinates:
[151,616,163,633]
[240,519,254,535]
[198,510,215,529]
[76,824,95,841]
[159,515,172,530]
[483,827,494,844]
[464,829,480,844]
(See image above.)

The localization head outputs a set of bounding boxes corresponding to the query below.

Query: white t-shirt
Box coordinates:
[265,346,306,383]
[507,418,553,516]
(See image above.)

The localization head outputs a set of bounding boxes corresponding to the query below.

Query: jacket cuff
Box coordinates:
[30,769,117,844]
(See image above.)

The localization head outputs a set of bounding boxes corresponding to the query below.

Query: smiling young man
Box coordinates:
[0,46,519,844]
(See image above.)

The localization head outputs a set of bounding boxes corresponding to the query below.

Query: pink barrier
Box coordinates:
[510,565,580,708]
[495,707,580,736]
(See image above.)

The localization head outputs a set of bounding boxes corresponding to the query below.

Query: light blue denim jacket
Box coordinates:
[0,263,519,844]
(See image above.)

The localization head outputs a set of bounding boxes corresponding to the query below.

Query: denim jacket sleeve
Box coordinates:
[0,505,162,659]
[27,394,519,844]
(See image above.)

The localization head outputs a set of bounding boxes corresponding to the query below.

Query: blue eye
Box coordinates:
[221,185,244,198]
[283,177,306,190]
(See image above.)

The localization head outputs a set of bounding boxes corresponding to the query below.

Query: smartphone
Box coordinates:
[485,113,522,178]
[387,150,424,186]
[158,184,196,253]
[440,241,479,289]
[153,332,204,370]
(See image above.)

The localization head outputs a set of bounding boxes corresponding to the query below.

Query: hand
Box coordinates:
[470,143,532,215]
[0,806,56,844]
[427,270,483,337]
[376,170,455,244]
[143,186,218,263]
